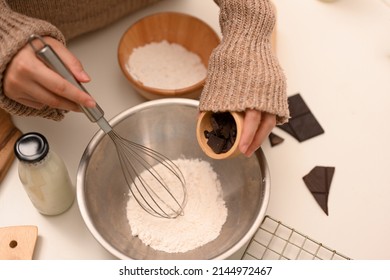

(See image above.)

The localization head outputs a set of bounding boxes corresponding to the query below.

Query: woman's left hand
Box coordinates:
[239,109,276,157]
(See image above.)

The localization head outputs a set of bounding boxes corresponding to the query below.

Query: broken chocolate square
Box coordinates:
[207,133,226,154]
[268,132,284,147]
[277,122,297,139]
[302,166,335,215]
[277,93,324,142]
[288,113,324,142]
[288,94,311,118]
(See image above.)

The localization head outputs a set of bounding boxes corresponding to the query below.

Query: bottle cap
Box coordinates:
[14,132,49,163]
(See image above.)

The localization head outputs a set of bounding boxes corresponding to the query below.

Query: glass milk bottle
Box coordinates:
[14,132,75,215]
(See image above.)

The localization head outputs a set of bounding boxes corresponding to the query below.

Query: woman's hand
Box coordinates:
[239,109,276,157]
[3,36,95,111]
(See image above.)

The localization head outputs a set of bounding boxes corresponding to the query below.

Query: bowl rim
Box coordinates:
[117,12,221,96]
[76,98,270,259]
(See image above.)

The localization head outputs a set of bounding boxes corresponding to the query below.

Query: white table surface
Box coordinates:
[1,0,389,260]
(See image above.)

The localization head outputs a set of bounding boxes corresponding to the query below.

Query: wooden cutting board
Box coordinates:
[0,226,38,260]
[0,108,22,183]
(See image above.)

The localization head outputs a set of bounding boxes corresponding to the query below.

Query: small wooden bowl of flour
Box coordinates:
[118,12,220,100]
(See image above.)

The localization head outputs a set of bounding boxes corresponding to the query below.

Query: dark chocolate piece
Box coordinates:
[224,138,234,151]
[288,114,324,142]
[277,93,324,142]
[220,121,232,139]
[268,132,284,147]
[210,117,220,132]
[277,122,297,139]
[207,133,226,154]
[204,112,237,154]
[302,166,335,215]
[288,94,311,118]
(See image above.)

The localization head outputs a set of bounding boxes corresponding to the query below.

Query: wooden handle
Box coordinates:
[0,226,38,260]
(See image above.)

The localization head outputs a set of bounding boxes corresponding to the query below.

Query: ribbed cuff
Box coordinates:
[0,1,66,120]
[199,0,289,124]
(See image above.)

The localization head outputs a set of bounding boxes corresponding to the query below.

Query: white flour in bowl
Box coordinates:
[126,157,227,253]
[126,40,207,90]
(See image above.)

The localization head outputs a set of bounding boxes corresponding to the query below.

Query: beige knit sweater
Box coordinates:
[0,0,289,123]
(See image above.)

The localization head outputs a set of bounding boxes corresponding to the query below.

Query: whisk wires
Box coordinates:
[108,131,187,219]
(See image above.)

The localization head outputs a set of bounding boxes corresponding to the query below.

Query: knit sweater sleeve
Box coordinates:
[199,0,289,124]
[0,0,66,120]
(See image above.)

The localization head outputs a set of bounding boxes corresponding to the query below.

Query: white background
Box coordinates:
[1,0,390,260]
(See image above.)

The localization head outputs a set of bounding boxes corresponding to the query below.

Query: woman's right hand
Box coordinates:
[3,36,96,112]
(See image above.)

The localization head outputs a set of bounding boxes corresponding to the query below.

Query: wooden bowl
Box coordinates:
[118,12,220,100]
[196,111,244,160]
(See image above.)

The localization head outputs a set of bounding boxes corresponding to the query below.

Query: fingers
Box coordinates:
[43,37,91,83]
[239,109,276,157]
[18,81,82,112]
[246,112,276,156]
[32,62,95,108]
[239,109,261,155]
[16,98,46,110]
[3,37,95,112]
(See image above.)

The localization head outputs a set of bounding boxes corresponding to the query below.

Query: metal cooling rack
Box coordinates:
[242,215,351,260]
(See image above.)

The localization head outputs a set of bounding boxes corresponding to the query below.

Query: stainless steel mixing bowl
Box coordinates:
[77,98,270,259]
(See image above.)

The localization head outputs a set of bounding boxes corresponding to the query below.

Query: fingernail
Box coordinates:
[85,99,96,108]
[239,144,248,154]
[244,150,253,158]
[80,70,90,81]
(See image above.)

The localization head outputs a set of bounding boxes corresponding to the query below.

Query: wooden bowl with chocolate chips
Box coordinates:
[196,111,244,160]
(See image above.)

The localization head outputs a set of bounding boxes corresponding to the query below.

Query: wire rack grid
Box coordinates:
[242,215,351,260]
